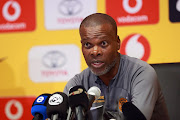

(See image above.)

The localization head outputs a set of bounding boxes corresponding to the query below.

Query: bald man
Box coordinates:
[64,13,169,120]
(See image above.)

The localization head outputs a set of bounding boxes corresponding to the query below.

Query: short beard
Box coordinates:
[90,58,118,76]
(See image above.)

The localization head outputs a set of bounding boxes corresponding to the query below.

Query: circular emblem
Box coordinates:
[2,1,21,21]
[5,100,23,119]
[123,0,142,14]
[120,34,151,62]
[36,96,44,103]
[48,94,63,105]
[118,98,128,112]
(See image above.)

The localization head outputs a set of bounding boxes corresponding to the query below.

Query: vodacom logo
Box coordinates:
[5,99,23,119]
[120,34,151,61]
[123,0,143,14]
[2,0,21,22]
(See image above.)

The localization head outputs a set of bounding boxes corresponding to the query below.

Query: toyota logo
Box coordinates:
[58,0,82,16]
[42,51,66,68]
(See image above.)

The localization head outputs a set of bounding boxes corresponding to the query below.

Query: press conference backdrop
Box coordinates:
[0,0,179,119]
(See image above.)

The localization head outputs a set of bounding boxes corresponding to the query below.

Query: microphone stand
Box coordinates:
[51,114,58,120]
[75,106,85,120]
[32,113,43,120]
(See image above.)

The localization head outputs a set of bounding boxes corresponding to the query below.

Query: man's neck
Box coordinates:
[99,55,120,86]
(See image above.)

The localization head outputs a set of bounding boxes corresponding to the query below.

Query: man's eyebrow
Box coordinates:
[80,37,92,42]
[81,39,88,43]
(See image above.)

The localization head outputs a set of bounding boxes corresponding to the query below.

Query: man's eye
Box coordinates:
[101,41,108,46]
[84,42,91,48]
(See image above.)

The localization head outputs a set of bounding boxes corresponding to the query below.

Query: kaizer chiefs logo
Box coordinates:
[118,98,128,112]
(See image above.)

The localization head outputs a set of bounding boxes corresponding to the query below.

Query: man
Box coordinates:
[63,13,169,120]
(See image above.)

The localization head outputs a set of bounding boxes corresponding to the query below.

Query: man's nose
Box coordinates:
[90,46,102,57]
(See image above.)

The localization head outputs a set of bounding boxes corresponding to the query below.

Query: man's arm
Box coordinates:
[63,74,82,95]
[131,66,159,120]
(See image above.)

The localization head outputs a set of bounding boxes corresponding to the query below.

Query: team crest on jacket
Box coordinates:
[118,97,128,112]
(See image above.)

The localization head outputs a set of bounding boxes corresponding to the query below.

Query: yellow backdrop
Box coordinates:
[0,0,180,97]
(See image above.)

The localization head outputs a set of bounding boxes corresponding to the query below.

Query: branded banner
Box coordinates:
[0,0,36,32]
[44,0,97,30]
[0,97,35,120]
[106,0,159,26]
[28,44,81,82]
[0,0,180,105]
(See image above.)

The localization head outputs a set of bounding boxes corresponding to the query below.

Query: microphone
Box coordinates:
[122,102,147,120]
[31,93,51,120]
[68,85,89,120]
[87,86,101,110]
[46,92,69,120]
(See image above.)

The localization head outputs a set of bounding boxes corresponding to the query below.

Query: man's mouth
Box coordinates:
[91,61,104,68]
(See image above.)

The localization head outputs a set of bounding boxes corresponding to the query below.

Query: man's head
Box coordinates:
[79,13,120,77]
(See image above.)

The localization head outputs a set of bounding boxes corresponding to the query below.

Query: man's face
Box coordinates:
[80,24,120,76]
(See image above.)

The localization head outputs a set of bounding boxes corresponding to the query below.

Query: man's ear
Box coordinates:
[117,35,121,50]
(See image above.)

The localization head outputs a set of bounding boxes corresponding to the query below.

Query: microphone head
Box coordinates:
[122,102,146,120]
[31,93,51,120]
[68,85,89,111]
[87,86,101,100]
[46,92,69,119]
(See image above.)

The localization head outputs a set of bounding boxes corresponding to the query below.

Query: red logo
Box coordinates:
[0,0,36,32]
[0,96,36,120]
[106,0,159,26]
[120,34,150,61]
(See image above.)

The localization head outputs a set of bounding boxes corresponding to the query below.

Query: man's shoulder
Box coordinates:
[78,67,92,77]
[63,68,95,94]
[119,54,156,79]
[120,54,151,68]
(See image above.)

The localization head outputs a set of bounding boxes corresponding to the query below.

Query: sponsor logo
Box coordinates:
[69,88,83,96]
[123,0,142,14]
[42,51,66,68]
[36,96,45,103]
[28,45,81,82]
[120,34,151,61]
[106,0,159,26]
[0,0,36,32]
[118,98,128,112]
[169,0,180,22]
[5,100,23,119]
[33,95,49,105]
[2,0,21,22]
[44,0,97,30]
[0,97,35,119]
[49,94,63,105]
[58,0,82,16]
